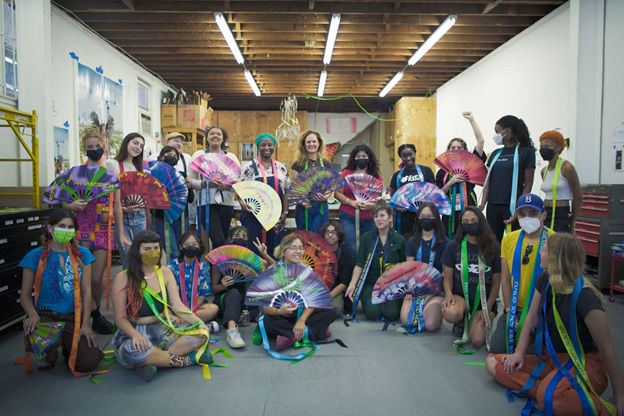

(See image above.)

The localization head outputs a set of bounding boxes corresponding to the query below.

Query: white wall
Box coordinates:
[307,112,378,146]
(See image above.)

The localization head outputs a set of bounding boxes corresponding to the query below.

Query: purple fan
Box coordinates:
[288,166,346,205]
[245,264,333,309]
[44,165,120,204]
[190,152,241,185]
[389,181,452,215]
[371,261,443,304]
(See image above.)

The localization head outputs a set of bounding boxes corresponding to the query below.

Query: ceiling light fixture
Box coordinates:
[244,70,261,96]
[214,12,245,64]
[378,71,404,98]
[323,14,341,65]
[408,15,457,66]
[317,70,328,97]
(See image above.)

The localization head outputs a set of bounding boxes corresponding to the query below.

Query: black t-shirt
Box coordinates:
[441,240,501,312]
[435,149,486,208]
[389,165,435,233]
[291,158,333,173]
[486,146,536,205]
[535,272,603,353]
[334,245,355,289]
[406,235,448,273]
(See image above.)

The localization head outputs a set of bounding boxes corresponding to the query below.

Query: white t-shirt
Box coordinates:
[189,150,240,206]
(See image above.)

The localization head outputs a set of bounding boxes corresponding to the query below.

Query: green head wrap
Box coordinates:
[254,133,277,148]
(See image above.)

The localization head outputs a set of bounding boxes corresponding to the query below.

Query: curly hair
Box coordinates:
[496,115,535,150]
[344,144,380,178]
[539,130,567,148]
[294,130,327,167]
[319,220,345,245]
[453,207,499,263]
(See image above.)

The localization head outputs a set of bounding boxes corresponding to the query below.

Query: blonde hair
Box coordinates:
[447,138,468,151]
[81,127,104,152]
[546,233,603,304]
[294,130,327,167]
[273,233,305,260]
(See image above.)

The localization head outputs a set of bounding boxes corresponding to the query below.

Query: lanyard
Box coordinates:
[415,234,436,266]
[351,236,379,319]
[444,172,467,237]
[378,232,392,274]
[179,258,200,312]
[394,167,405,233]
[256,157,280,243]
[542,157,563,230]
[506,227,549,353]
[406,296,427,334]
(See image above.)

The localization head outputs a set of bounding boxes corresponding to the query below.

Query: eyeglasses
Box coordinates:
[522,245,533,265]
[286,246,304,252]
[324,230,337,236]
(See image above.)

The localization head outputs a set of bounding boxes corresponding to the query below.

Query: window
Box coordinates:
[1,0,17,98]
[137,80,150,111]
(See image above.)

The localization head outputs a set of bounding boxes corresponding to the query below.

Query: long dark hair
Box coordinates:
[453,207,499,263]
[177,230,205,262]
[344,144,380,177]
[115,132,145,172]
[496,115,535,150]
[411,203,445,253]
[125,230,162,318]
[40,209,84,270]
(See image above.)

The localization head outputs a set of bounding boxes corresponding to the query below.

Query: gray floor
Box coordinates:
[1,295,623,416]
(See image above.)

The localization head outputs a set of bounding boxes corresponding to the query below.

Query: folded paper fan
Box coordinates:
[204,244,264,283]
[288,167,346,205]
[371,261,443,304]
[434,150,487,186]
[190,152,241,185]
[44,165,120,204]
[148,161,188,223]
[232,181,282,231]
[389,181,452,215]
[27,321,65,360]
[119,171,171,209]
[345,173,385,203]
[325,142,341,161]
[292,230,337,288]
[245,264,333,309]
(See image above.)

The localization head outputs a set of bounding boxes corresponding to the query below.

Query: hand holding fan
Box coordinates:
[288,166,346,205]
[27,322,65,359]
[119,171,171,209]
[389,182,452,215]
[371,261,443,304]
[434,150,487,186]
[190,152,241,185]
[292,230,338,288]
[233,181,282,231]
[204,244,264,283]
[44,165,119,204]
[148,161,188,223]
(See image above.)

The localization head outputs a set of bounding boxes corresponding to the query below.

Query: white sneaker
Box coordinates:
[226,326,246,348]
[207,321,220,334]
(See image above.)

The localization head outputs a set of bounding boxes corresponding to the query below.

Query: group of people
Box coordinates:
[16,112,623,415]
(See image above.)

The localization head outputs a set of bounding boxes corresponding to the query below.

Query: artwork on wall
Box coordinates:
[53,126,70,177]
[241,142,254,162]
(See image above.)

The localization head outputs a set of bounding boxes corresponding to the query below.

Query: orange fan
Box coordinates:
[434,150,487,186]
[292,230,337,289]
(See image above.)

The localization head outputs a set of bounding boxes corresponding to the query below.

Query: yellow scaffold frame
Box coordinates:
[0,106,39,209]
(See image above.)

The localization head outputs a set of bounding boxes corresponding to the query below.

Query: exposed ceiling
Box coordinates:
[54,0,566,112]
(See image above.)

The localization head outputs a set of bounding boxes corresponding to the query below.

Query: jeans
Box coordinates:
[116,209,147,269]
[152,213,182,261]
[339,211,375,255]
[294,201,329,233]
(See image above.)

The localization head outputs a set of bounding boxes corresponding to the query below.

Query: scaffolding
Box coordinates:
[0,106,39,209]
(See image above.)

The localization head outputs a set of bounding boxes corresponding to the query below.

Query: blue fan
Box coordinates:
[148,161,188,223]
[390,181,452,215]
[288,166,346,205]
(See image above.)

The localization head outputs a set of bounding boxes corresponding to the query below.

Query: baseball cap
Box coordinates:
[516,193,544,212]
[166,132,185,141]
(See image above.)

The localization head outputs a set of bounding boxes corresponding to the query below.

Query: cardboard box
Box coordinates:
[177,105,202,129]
[161,104,177,127]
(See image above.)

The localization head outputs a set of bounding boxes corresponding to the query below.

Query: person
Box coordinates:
[259,233,335,351]
[491,194,555,354]
[190,126,240,249]
[240,133,290,258]
[19,209,103,372]
[436,111,487,237]
[165,132,200,231]
[479,115,536,242]
[389,144,435,240]
[291,130,333,233]
[538,130,583,232]
[111,230,211,382]
[486,233,624,416]
[66,128,129,335]
[168,230,219,323]
[441,207,501,348]
[345,200,406,322]
[400,203,448,332]
[335,144,383,255]
[319,220,355,318]
[105,132,149,268]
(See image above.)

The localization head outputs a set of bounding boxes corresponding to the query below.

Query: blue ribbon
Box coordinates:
[405,296,426,334]
[257,312,319,363]
[351,236,379,318]
[416,234,436,266]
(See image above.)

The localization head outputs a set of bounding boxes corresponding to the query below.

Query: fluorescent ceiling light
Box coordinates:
[379,71,404,97]
[214,12,245,64]
[408,15,457,66]
[323,14,341,65]
[244,70,261,96]
[317,70,328,97]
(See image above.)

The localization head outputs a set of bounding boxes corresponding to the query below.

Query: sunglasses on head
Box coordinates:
[522,245,533,265]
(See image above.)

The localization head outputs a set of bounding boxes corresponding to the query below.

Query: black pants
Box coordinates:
[213,288,243,325]
[206,204,234,248]
[545,206,572,233]
[263,309,335,341]
[490,312,535,354]
[487,203,519,242]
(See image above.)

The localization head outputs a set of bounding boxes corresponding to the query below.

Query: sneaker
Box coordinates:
[343,313,352,320]
[226,326,245,349]
[452,321,465,338]
[207,321,220,334]
[195,350,213,365]
[275,335,295,351]
[91,309,114,335]
[135,365,157,382]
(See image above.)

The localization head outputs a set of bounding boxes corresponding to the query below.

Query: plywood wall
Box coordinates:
[393,97,436,171]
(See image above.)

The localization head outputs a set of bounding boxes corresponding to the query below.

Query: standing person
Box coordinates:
[389,144,435,240]
[345,201,406,322]
[442,207,501,348]
[105,132,149,268]
[334,144,383,255]
[190,126,240,249]
[291,130,332,233]
[240,133,290,258]
[479,115,536,242]
[486,233,624,416]
[491,194,555,354]
[19,209,103,372]
[538,130,583,233]
[319,221,355,318]
[165,132,200,232]
[400,203,448,332]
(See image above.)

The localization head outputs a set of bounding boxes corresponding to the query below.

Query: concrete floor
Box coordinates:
[1,295,623,416]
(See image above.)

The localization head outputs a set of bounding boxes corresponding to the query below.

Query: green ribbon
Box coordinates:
[302,93,397,122]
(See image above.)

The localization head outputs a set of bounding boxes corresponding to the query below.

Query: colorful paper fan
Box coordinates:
[434,150,487,186]
[345,173,385,203]
[292,230,337,288]
[119,171,171,209]
[325,142,341,161]
[148,161,188,223]
[204,244,265,283]
[371,261,443,304]
[190,152,241,185]
[27,321,65,360]
[44,165,120,204]
[288,166,347,205]
[389,181,452,215]
[232,181,282,231]
[245,264,333,309]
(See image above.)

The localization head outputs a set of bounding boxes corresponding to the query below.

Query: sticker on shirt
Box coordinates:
[399,174,424,184]
[454,263,492,283]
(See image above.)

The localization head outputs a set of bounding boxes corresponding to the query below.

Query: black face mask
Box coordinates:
[181,246,202,258]
[539,148,555,161]
[462,223,481,236]
[418,218,436,231]
[163,155,178,166]
[86,148,104,162]
[232,238,248,248]
[355,158,369,169]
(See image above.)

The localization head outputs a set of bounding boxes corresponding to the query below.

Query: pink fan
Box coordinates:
[345,173,385,203]
[190,153,241,185]
[434,150,487,186]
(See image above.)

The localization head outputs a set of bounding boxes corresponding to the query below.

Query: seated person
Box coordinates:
[319,221,355,318]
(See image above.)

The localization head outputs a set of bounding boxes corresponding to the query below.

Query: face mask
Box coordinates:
[232,238,249,248]
[492,133,504,146]
[181,246,202,258]
[355,158,369,169]
[86,148,104,162]
[462,223,481,236]
[141,249,161,266]
[163,155,178,166]
[52,227,75,244]
[539,148,555,161]
[519,216,542,234]
[418,218,436,231]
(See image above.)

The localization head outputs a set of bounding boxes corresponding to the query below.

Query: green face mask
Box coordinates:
[141,248,161,266]
[53,227,75,244]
